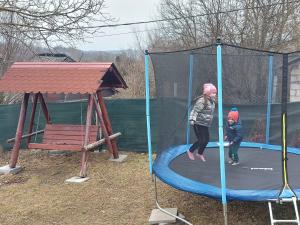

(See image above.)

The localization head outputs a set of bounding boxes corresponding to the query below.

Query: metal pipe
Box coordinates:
[186,53,194,144]
[266,55,273,144]
[217,40,228,225]
[145,50,153,175]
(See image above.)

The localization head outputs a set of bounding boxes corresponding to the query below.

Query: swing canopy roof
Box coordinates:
[0,62,127,94]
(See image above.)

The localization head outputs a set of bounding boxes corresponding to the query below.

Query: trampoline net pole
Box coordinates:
[217,40,227,207]
[144,50,153,175]
[266,54,273,144]
[278,53,297,200]
[186,53,194,144]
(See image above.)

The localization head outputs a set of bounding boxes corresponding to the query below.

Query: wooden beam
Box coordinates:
[9,93,30,168]
[7,130,44,143]
[26,94,39,146]
[38,92,51,124]
[79,94,94,178]
[84,132,121,151]
[97,92,119,158]
[93,95,115,158]
[28,143,82,151]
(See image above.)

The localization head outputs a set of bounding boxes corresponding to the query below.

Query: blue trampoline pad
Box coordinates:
[153,144,300,201]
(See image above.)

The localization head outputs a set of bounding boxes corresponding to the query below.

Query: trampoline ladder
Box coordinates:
[268,197,300,225]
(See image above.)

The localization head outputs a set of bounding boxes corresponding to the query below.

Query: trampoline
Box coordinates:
[153,144,300,201]
[144,42,300,224]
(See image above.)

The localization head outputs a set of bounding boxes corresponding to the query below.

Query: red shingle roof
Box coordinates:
[0,62,127,94]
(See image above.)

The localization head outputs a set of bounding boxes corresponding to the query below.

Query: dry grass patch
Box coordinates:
[0,150,297,225]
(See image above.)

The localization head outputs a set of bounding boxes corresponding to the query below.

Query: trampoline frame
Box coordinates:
[153,142,300,202]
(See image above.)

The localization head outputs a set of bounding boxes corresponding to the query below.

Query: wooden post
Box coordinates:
[26,93,39,146]
[38,93,51,124]
[97,92,119,158]
[9,93,30,168]
[79,94,94,177]
[93,95,117,158]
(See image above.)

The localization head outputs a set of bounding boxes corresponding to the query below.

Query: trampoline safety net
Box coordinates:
[149,44,300,154]
[146,43,300,201]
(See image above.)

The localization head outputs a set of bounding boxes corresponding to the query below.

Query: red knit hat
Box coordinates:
[228,107,239,122]
[203,83,217,96]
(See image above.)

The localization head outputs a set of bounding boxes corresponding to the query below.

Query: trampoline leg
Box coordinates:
[223,204,228,225]
[268,201,275,225]
[154,176,194,225]
[292,197,300,225]
[268,197,300,224]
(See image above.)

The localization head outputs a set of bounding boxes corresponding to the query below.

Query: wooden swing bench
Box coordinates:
[1,62,127,177]
[25,124,121,152]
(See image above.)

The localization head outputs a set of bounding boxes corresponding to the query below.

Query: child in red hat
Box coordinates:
[187,83,217,162]
[225,107,243,165]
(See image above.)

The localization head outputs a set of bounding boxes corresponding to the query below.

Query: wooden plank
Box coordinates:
[28,143,82,151]
[45,127,98,133]
[43,140,86,145]
[46,124,98,128]
[44,130,97,136]
[43,130,98,137]
[45,124,98,131]
[43,134,97,142]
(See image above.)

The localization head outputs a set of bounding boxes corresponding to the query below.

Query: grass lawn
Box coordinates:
[0,150,296,225]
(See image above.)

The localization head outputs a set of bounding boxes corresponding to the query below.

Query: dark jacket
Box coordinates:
[189,96,215,127]
[226,120,243,143]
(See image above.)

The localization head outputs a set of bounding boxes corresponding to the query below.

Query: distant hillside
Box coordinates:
[37,46,140,62]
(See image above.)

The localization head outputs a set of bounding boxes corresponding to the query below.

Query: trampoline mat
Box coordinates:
[169,147,300,190]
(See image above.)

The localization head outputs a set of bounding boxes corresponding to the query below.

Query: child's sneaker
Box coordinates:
[232,161,240,166]
[196,153,206,162]
[187,150,195,160]
[227,158,233,164]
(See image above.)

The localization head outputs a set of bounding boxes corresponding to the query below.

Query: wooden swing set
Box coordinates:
[0,62,127,177]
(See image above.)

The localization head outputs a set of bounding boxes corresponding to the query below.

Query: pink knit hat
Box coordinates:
[203,83,217,96]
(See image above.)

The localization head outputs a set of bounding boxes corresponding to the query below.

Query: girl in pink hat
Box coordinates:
[187,83,217,161]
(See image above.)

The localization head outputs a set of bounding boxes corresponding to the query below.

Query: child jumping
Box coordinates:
[225,107,243,165]
[187,83,217,162]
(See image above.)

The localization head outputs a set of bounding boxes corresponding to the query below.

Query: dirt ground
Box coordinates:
[0,150,297,225]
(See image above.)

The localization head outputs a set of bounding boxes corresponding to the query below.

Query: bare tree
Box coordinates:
[151,0,300,51]
[114,49,155,99]
[0,0,114,103]
[0,0,113,47]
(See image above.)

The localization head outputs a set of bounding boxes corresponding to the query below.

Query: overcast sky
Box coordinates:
[77,0,161,51]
